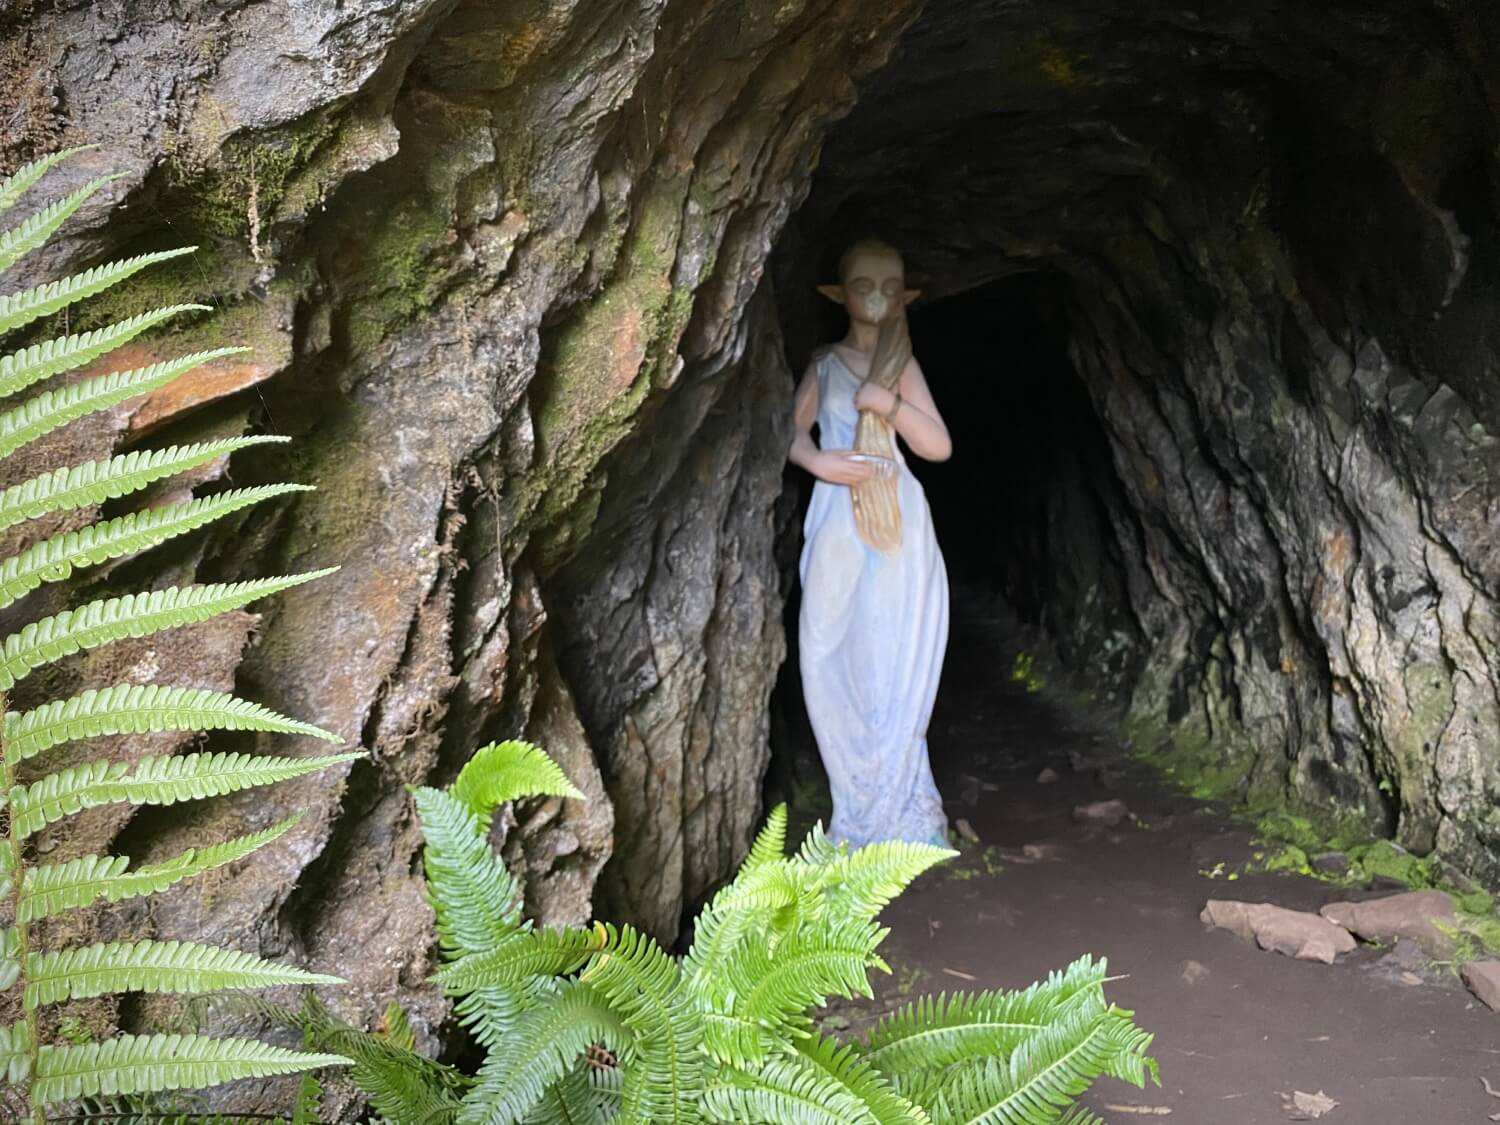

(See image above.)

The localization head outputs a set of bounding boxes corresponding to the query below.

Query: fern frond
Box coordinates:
[794,1034,932,1124]
[320,1030,464,1125]
[0,304,211,402]
[434,925,608,995]
[0,569,337,690]
[457,979,629,1125]
[32,1032,350,1106]
[2,1018,35,1083]
[25,938,343,1007]
[0,484,311,610]
[863,957,1110,1078]
[704,1036,927,1125]
[11,749,363,837]
[0,174,122,274]
[924,1008,1155,1125]
[709,915,886,1068]
[580,924,702,1124]
[522,1063,610,1125]
[0,247,198,336]
[820,841,955,921]
[686,860,820,1001]
[254,989,470,1125]
[0,345,247,460]
[412,785,526,957]
[19,814,301,922]
[798,822,845,867]
[0,434,282,533]
[453,981,551,1055]
[0,146,97,216]
[744,804,790,871]
[451,740,583,819]
[292,1069,324,1125]
[5,682,339,768]
[0,925,19,990]
[378,999,418,1052]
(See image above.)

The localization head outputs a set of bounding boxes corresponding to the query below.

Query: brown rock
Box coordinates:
[1201,900,1357,963]
[1461,960,1500,1012]
[1073,798,1130,827]
[1318,891,1458,958]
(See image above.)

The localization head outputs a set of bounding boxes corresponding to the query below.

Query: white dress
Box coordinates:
[798,346,950,848]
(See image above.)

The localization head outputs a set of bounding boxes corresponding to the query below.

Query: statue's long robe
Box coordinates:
[798,346,949,847]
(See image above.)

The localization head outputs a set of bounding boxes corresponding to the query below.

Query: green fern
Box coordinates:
[0,571,336,690]
[0,345,248,458]
[0,434,289,533]
[5,683,338,767]
[25,939,344,1007]
[0,146,357,1123]
[315,741,1156,1124]
[31,1032,349,1106]
[0,483,313,609]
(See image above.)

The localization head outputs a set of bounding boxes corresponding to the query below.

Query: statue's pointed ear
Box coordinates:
[816,284,845,304]
[903,288,922,306]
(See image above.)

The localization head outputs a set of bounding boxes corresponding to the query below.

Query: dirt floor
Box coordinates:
[784,595,1500,1125]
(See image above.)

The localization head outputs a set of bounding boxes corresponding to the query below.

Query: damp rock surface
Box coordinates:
[6,0,1500,1109]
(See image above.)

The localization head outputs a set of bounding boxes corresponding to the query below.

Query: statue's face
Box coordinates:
[842,248,906,323]
[817,245,919,323]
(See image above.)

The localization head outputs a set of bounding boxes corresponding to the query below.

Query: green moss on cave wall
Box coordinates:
[517,180,693,562]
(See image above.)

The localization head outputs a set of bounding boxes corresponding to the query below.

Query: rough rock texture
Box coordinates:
[1,0,917,1098]
[1201,899,1358,964]
[8,0,1500,1110]
[779,0,1500,882]
[1461,960,1500,1013]
[1320,890,1459,958]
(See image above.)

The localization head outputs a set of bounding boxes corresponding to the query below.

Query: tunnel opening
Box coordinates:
[745,0,1500,894]
[541,0,1500,942]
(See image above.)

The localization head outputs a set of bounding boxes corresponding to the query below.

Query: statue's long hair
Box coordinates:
[850,309,910,553]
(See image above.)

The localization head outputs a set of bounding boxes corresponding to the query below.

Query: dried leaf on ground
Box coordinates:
[1282,1089,1339,1119]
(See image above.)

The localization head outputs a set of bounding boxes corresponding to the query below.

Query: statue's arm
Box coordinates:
[885,356,953,462]
[789,361,877,485]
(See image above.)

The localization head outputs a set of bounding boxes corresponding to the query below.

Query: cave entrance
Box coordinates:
[766,268,1138,823]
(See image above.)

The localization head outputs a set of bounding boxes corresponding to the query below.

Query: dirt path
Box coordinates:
[787,596,1500,1124]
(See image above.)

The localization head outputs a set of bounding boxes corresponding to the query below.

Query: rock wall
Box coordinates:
[1,0,918,1086]
[7,0,1500,1110]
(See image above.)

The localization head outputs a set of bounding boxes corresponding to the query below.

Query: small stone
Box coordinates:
[1319,891,1458,958]
[1180,959,1210,984]
[1201,899,1357,963]
[954,817,981,843]
[1311,851,1351,877]
[1036,767,1060,783]
[1461,960,1500,1012]
[1377,937,1432,973]
[1073,798,1130,827]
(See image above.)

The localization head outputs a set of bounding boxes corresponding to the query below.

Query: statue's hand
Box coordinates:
[812,450,888,485]
[854,383,898,416]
